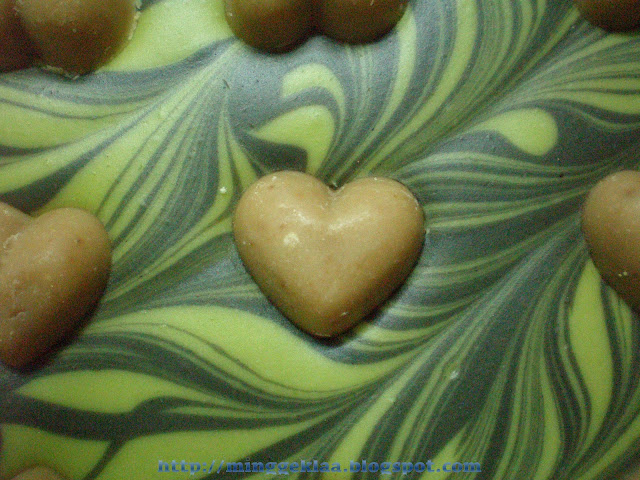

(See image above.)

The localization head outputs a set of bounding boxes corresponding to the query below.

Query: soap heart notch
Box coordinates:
[232,171,425,337]
[224,0,409,52]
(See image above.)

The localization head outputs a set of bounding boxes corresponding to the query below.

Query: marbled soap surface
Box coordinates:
[1,0,640,479]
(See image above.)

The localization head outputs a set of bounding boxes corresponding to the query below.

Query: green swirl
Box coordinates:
[1,0,640,479]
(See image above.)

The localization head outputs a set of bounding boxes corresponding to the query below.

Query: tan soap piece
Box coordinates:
[0,0,34,71]
[224,0,312,52]
[233,171,424,337]
[10,467,67,480]
[0,204,112,368]
[0,202,31,244]
[574,0,640,31]
[582,170,640,309]
[15,0,137,75]
[313,0,408,44]
[224,0,408,51]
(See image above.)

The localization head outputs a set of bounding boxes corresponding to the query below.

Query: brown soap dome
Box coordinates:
[0,0,34,71]
[574,0,640,32]
[224,0,313,52]
[313,0,408,44]
[10,467,68,480]
[233,172,424,337]
[0,205,112,368]
[15,0,137,75]
[581,170,640,310]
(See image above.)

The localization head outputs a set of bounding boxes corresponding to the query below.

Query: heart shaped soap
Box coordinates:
[1,0,137,74]
[224,0,312,52]
[10,467,67,480]
[15,0,138,75]
[0,0,34,71]
[0,203,111,368]
[233,171,425,337]
[582,170,640,309]
[574,0,640,31]
[224,0,408,52]
[314,0,408,44]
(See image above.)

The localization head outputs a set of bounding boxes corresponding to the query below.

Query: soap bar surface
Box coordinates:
[233,171,425,337]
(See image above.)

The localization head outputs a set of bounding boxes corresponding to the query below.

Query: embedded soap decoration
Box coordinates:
[0,0,34,71]
[0,0,137,74]
[233,171,424,337]
[16,0,137,75]
[0,203,112,368]
[10,467,67,480]
[581,170,640,310]
[224,0,408,52]
[574,0,640,31]
[314,0,408,44]
[224,0,312,52]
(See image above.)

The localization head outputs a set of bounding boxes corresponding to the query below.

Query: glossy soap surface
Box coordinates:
[1,0,640,479]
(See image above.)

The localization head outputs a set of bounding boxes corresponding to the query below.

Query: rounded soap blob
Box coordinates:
[0,202,30,244]
[224,0,313,52]
[10,467,67,480]
[313,0,408,44]
[0,0,34,71]
[0,205,112,368]
[14,0,137,75]
[233,171,425,337]
[581,170,640,310]
[574,0,640,31]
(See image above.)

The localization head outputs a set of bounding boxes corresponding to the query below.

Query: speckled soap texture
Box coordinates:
[1,0,640,479]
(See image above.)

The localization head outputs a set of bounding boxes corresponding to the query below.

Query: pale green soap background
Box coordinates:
[1,0,640,479]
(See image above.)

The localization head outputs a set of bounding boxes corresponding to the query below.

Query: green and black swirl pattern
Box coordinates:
[2,0,640,478]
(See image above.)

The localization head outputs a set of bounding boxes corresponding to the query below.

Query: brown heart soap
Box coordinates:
[581,170,640,309]
[233,171,425,337]
[10,467,67,480]
[224,0,407,52]
[574,0,640,31]
[224,0,312,52]
[314,0,408,44]
[15,0,137,75]
[0,203,111,368]
[0,0,34,71]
